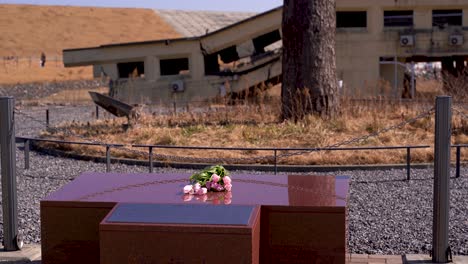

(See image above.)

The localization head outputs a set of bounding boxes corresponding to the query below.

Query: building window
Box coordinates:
[160,58,189,76]
[117,61,144,79]
[337,11,367,28]
[433,10,463,27]
[252,30,282,54]
[384,10,413,27]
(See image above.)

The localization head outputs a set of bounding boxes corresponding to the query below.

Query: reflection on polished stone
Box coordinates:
[182,191,232,204]
[288,175,336,206]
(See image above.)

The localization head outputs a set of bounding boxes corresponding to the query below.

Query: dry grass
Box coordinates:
[41,89,468,165]
[0,58,92,84]
[0,4,180,84]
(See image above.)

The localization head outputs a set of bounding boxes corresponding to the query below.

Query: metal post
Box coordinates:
[46,109,49,128]
[406,147,411,181]
[149,147,153,173]
[394,56,398,98]
[456,146,461,178]
[24,139,30,170]
[411,61,415,99]
[274,150,277,175]
[432,96,451,263]
[0,96,19,251]
[173,102,177,114]
[106,145,111,173]
[96,105,99,119]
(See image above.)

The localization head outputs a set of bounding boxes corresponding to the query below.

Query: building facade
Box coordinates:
[63,0,468,104]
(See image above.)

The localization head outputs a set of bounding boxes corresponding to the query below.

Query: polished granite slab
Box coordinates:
[41,173,349,264]
[43,173,348,207]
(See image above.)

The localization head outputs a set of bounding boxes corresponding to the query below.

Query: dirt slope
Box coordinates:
[0,4,180,84]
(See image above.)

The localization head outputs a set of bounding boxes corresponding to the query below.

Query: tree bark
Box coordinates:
[281,0,340,121]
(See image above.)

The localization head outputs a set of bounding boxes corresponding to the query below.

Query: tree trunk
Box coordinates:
[281,0,340,121]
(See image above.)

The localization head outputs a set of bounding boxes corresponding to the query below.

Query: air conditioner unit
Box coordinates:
[170,80,184,93]
[449,35,463,46]
[400,35,414,47]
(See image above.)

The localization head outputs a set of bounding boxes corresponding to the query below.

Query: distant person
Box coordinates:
[40,52,46,67]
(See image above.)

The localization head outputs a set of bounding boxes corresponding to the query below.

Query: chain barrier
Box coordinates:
[14,107,435,166]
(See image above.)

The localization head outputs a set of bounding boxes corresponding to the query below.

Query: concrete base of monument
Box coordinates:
[99,204,260,264]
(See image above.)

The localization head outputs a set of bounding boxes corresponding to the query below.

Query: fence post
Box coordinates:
[406,147,411,180]
[24,139,30,170]
[0,96,20,251]
[456,146,461,178]
[96,105,99,119]
[432,96,451,263]
[173,102,177,115]
[274,150,277,175]
[46,109,49,128]
[106,145,111,173]
[149,147,153,173]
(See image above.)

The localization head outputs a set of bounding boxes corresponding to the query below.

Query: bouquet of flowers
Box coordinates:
[183,165,232,195]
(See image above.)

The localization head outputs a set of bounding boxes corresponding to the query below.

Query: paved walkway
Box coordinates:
[1,245,467,264]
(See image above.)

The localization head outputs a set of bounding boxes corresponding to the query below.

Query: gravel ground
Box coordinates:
[0,106,466,256]
[0,80,103,101]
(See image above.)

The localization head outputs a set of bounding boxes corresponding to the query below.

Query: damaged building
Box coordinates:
[63,0,468,104]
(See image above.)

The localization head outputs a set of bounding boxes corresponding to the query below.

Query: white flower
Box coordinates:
[183,185,193,194]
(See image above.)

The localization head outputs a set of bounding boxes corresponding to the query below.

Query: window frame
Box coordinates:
[159,57,190,76]
[336,11,367,29]
[432,9,463,27]
[384,10,414,28]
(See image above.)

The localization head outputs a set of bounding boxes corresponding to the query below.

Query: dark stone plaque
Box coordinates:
[106,203,255,226]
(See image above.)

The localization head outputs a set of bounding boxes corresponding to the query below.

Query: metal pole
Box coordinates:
[46,109,49,128]
[411,61,415,99]
[96,105,99,119]
[456,146,461,178]
[432,96,451,263]
[274,150,277,175]
[106,145,111,173]
[24,139,30,170]
[149,147,153,173]
[394,56,398,98]
[0,96,19,251]
[406,147,411,181]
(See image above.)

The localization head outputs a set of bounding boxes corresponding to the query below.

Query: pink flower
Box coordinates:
[225,183,232,192]
[183,185,193,194]
[211,174,220,183]
[205,181,212,190]
[199,194,208,202]
[196,187,207,195]
[223,176,232,185]
[211,182,219,190]
[215,185,224,192]
[193,183,201,193]
[183,194,193,202]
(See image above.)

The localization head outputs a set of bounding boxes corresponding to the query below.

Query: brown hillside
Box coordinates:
[0,4,180,84]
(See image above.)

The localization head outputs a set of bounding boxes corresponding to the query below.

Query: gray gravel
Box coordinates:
[0,106,466,256]
[0,80,103,101]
